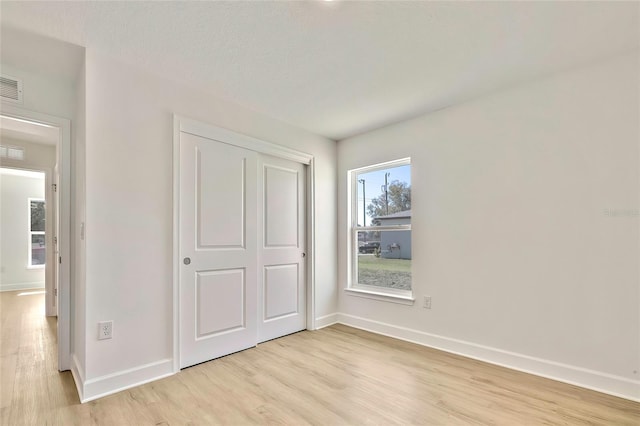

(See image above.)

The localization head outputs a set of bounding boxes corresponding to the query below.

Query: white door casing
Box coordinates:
[54,165,60,313]
[46,167,56,316]
[179,132,258,369]
[258,154,306,343]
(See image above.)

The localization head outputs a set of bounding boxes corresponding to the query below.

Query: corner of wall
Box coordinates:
[70,353,85,403]
[79,359,174,403]
[315,313,339,329]
[335,314,640,402]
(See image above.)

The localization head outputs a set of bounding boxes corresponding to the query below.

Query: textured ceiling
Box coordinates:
[1,1,638,140]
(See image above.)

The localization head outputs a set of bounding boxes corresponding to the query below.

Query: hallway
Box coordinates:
[0,290,78,424]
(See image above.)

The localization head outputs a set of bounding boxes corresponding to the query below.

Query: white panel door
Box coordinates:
[258,154,306,342]
[179,132,258,369]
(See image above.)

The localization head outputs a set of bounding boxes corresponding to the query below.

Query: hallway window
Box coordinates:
[28,199,45,267]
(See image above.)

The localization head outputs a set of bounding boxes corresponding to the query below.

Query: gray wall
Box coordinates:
[380,230,411,260]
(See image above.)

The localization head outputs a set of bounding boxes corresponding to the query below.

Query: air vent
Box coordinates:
[0,145,25,160]
[0,75,23,103]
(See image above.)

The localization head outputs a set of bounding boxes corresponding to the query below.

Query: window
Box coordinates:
[28,199,45,268]
[348,159,412,302]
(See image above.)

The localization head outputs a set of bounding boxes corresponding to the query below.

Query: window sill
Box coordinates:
[26,265,45,270]
[344,286,415,305]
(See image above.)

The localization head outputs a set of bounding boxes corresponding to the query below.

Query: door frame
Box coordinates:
[0,104,71,371]
[172,115,316,372]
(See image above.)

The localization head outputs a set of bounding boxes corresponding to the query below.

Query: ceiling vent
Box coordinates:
[0,75,23,103]
[0,145,25,160]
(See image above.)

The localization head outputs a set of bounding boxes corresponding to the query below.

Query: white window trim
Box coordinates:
[344,286,415,305]
[27,198,45,269]
[346,158,414,303]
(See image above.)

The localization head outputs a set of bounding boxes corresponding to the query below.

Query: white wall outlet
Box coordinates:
[98,320,113,340]
[423,296,432,309]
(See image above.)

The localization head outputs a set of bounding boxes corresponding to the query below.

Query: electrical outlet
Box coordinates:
[423,296,432,309]
[98,321,113,340]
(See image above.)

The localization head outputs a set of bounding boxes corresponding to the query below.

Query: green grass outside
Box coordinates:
[357,255,411,272]
[357,255,412,290]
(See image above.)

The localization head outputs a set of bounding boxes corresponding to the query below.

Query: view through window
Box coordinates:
[352,159,411,293]
[29,199,45,267]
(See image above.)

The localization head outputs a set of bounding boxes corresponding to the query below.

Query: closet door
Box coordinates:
[179,132,258,369]
[257,154,306,343]
[178,128,307,368]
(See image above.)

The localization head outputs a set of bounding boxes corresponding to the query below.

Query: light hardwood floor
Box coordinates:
[1,290,639,425]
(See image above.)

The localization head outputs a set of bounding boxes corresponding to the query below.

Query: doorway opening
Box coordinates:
[0,108,71,371]
[0,168,48,294]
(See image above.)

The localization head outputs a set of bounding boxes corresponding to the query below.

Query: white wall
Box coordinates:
[2,31,83,373]
[81,50,336,398]
[0,172,46,290]
[71,58,87,381]
[0,63,76,121]
[337,52,639,400]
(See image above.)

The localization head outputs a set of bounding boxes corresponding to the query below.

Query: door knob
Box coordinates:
[183,257,191,265]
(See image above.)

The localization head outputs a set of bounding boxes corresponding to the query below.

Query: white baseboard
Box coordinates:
[77,358,174,403]
[68,315,638,403]
[314,313,338,329]
[70,353,85,402]
[0,282,45,292]
[336,313,640,402]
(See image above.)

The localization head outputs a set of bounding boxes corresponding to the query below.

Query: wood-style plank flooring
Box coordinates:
[1,290,639,425]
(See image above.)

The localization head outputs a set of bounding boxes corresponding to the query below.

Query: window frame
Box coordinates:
[27,197,45,269]
[346,158,414,304]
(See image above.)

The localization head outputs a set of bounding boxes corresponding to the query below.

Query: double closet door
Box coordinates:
[179,131,306,369]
